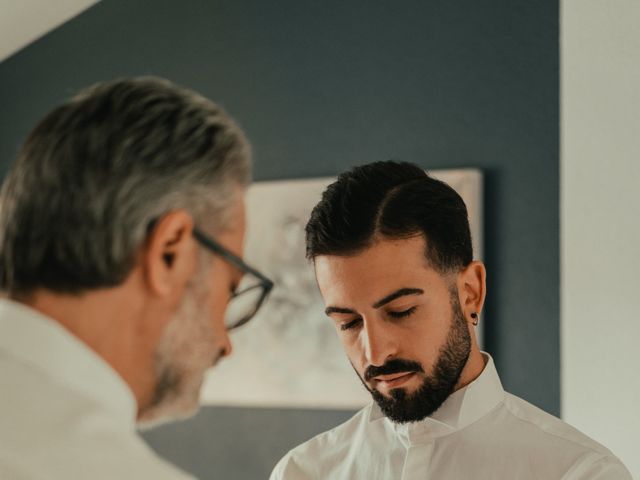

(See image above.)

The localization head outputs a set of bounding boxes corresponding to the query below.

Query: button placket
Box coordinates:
[400,442,434,479]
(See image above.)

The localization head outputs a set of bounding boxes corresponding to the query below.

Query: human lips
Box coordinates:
[373,372,417,389]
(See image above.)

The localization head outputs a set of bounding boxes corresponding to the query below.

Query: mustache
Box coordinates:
[364,358,424,382]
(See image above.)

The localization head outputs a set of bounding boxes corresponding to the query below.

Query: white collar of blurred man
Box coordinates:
[16,202,245,427]
[0,76,253,428]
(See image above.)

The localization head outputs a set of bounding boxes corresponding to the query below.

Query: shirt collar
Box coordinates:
[0,298,137,428]
[368,352,504,440]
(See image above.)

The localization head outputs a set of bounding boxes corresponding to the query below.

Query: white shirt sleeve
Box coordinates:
[270,452,314,480]
[562,454,633,480]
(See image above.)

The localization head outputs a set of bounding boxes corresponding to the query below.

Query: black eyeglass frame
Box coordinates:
[192,227,274,330]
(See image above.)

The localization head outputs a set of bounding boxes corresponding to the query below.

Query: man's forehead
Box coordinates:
[313,236,438,302]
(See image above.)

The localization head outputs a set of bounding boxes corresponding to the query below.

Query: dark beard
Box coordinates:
[364,291,471,423]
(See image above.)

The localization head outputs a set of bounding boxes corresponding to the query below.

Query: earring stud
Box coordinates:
[471,312,479,326]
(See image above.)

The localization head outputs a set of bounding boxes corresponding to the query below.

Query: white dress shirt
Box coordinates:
[0,299,194,480]
[271,354,632,480]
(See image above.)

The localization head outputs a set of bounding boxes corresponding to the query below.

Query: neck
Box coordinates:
[455,343,486,391]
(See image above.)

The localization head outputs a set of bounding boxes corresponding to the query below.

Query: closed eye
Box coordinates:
[340,318,362,331]
[387,306,417,319]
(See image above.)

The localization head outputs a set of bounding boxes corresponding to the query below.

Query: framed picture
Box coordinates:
[201,169,483,409]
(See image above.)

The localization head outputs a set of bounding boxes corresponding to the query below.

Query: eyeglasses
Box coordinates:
[192,227,274,330]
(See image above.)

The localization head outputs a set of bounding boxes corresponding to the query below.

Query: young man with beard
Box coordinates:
[270,161,631,479]
[0,77,272,479]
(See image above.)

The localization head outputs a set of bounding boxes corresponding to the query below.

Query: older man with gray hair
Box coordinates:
[0,77,272,479]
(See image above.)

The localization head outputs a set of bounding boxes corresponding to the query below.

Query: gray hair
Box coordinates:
[0,77,251,295]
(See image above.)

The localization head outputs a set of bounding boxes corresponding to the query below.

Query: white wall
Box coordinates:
[0,0,99,62]
[562,1,640,477]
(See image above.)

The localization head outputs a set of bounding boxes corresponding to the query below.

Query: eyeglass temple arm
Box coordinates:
[192,227,274,288]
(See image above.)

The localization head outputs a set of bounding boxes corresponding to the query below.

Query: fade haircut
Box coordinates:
[305,161,472,272]
[0,77,251,295]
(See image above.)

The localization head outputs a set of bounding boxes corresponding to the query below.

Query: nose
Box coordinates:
[210,313,233,360]
[362,317,397,367]
[219,331,233,357]
[217,325,233,358]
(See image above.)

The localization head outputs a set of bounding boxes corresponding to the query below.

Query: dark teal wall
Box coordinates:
[0,1,559,478]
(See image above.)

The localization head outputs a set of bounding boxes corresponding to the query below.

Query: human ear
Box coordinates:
[457,261,487,321]
[142,210,198,297]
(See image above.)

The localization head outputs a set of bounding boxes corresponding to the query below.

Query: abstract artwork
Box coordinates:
[201,169,483,409]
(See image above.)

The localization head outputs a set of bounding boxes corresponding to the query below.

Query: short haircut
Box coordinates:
[0,77,251,295]
[305,161,473,272]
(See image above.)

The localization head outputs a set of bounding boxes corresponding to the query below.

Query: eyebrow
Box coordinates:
[372,288,424,309]
[324,306,357,316]
[324,288,425,316]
